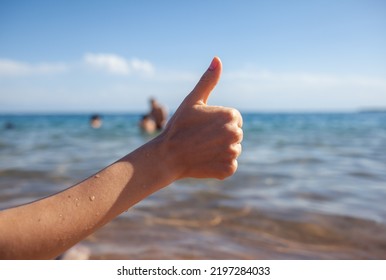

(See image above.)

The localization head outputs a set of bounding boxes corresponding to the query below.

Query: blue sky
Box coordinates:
[0,0,385,113]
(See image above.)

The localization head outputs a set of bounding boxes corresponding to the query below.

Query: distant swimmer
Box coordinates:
[139,114,156,134]
[149,98,167,130]
[4,122,14,130]
[90,114,102,129]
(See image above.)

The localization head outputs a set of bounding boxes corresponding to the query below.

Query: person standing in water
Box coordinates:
[149,98,168,130]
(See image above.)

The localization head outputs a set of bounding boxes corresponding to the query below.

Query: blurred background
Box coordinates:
[1,0,386,259]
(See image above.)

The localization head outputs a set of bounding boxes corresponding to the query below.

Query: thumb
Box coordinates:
[184,57,222,105]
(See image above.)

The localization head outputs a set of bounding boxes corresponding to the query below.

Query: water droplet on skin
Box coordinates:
[89,196,95,201]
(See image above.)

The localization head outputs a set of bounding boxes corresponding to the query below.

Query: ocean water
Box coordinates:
[1,112,386,259]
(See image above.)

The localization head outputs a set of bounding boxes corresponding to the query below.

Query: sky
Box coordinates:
[0,0,385,113]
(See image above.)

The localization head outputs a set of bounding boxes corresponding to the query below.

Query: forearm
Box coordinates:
[0,136,174,259]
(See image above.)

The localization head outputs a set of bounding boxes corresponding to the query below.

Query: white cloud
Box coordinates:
[212,68,386,111]
[224,69,386,90]
[83,53,129,75]
[0,59,68,76]
[221,69,386,105]
[0,54,156,77]
[130,58,155,75]
[83,53,155,76]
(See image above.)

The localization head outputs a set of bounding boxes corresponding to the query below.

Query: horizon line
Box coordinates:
[1,108,386,116]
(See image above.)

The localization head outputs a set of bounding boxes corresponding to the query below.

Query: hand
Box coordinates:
[159,57,243,180]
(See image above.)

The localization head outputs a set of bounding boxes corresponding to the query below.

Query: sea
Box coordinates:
[1,112,386,259]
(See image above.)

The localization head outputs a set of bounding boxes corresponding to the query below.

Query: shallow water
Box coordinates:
[1,112,386,259]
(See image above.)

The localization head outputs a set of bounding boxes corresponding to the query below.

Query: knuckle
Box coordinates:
[233,108,243,121]
[228,108,239,121]
[217,159,238,180]
[223,124,243,143]
[237,111,243,127]
[227,160,238,174]
[227,143,241,158]
[221,108,243,128]
[235,127,243,143]
[221,108,236,123]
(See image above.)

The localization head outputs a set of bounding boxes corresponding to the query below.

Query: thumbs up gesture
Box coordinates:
[159,57,243,180]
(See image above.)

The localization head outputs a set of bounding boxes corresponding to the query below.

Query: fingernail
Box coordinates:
[208,57,218,71]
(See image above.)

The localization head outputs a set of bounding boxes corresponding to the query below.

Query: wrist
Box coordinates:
[123,133,179,193]
[148,132,182,183]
